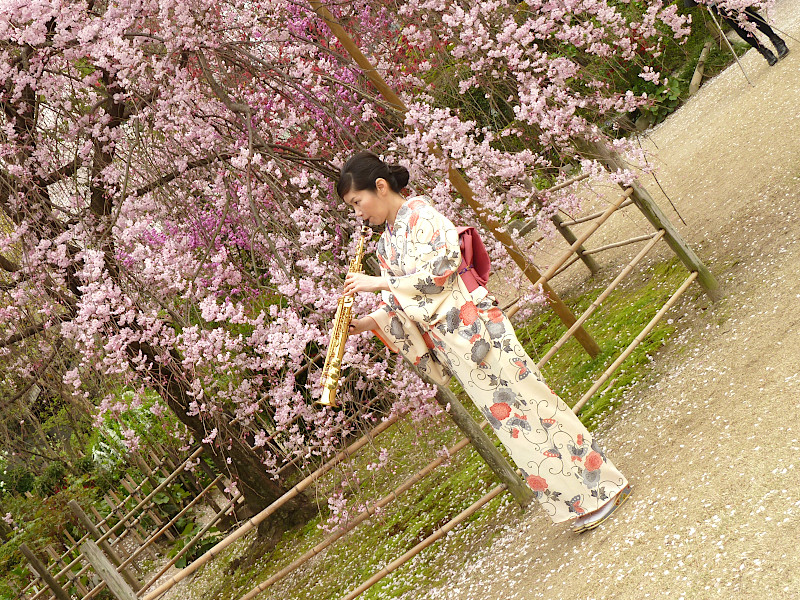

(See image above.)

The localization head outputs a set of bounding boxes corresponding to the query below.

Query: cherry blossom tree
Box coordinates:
[0,0,733,535]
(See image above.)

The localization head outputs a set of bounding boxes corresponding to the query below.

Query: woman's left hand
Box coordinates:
[343,273,389,296]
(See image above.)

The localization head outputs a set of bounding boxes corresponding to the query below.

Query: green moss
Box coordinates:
[516,257,691,428]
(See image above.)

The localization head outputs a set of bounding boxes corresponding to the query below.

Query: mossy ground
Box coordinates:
[169,255,699,600]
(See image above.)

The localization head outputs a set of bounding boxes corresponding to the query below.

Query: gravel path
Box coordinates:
[423,2,800,598]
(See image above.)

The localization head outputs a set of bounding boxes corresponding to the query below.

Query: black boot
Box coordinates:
[758,46,779,66]
[772,38,790,60]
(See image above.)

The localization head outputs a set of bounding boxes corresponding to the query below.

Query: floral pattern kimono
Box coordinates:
[368,196,628,523]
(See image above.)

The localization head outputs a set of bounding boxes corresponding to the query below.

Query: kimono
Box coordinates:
[368,196,628,523]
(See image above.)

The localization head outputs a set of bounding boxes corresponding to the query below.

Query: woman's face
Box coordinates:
[342,179,390,225]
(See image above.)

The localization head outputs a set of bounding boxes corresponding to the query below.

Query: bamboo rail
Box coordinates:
[571,271,698,414]
[138,492,244,595]
[551,231,659,279]
[560,198,635,227]
[581,232,661,256]
[238,431,482,600]
[48,480,214,600]
[117,475,225,573]
[537,231,666,369]
[574,138,719,299]
[339,484,508,600]
[139,415,399,600]
[533,188,634,288]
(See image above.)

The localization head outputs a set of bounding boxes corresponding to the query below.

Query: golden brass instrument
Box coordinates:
[318,226,369,408]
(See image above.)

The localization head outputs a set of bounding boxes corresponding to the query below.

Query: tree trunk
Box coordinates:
[129,341,316,535]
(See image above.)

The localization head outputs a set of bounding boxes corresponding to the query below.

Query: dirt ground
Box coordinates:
[417,2,800,599]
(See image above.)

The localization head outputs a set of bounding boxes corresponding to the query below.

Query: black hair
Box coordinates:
[336,151,410,199]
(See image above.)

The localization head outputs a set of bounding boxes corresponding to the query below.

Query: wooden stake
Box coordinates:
[67,501,142,592]
[139,416,399,600]
[308,0,600,358]
[339,484,508,600]
[19,544,71,600]
[47,544,89,596]
[432,381,533,507]
[79,541,137,600]
[574,139,720,300]
[550,211,601,275]
[572,271,698,414]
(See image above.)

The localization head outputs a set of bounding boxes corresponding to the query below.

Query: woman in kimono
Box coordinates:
[339,151,631,532]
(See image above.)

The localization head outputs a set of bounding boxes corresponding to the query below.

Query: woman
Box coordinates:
[339,151,630,532]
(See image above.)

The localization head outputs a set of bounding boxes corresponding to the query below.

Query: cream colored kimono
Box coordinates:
[368,196,628,523]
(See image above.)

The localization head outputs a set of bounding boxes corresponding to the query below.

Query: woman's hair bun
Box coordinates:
[387,164,410,190]
[336,151,411,198]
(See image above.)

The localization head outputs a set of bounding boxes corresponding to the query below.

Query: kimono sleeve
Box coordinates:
[367,300,451,386]
[387,205,461,326]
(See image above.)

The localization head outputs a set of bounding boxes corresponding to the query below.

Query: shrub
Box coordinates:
[33,462,67,497]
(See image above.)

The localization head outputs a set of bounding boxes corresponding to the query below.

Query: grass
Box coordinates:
[166,255,701,600]
[517,257,695,429]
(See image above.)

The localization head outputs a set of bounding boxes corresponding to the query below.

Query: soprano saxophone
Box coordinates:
[318,225,369,408]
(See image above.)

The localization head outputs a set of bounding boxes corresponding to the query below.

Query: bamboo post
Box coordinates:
[139,416,399,600]
[98,446,205,547]
[689,40,713,96]
[101,494,136,555]
[575,139,720,300]
[339,484,508,600]
[195,458,228,509]
[538,231,666,368]
[432,382,533,507]
[238,433,478,600]
[88,504,135,562]
[107,490,150,550]
[19,544,71,600]
[67,501,142,592]
[107,491,159,560]
[308,0,601,358]
[572,271,698,414]
[62,530,86,561]
[80,541,138,600]
[119,480,167,539]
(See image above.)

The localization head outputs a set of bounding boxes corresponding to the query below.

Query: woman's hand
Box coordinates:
[343,273,389,296]
[348,316,378,336]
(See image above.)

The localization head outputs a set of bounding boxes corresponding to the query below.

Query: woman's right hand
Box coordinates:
[349,316,377,336]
